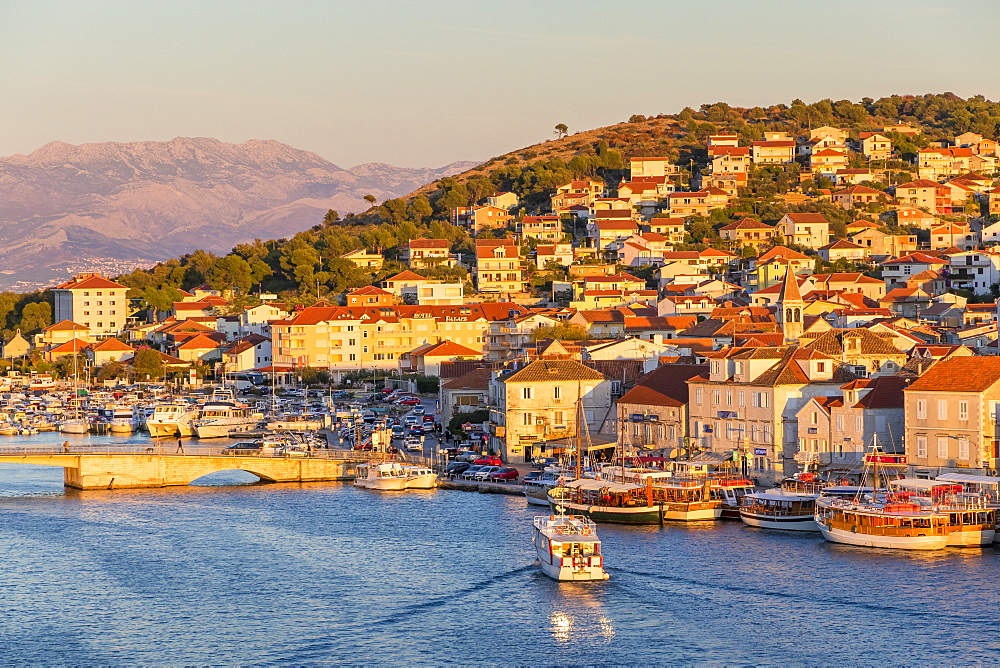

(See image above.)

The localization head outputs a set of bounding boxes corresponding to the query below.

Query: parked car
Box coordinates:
[532,456,559,469]
[522,470,543,482]
[460,465,485,480]
[454,450,481,463]
[489,467,519,482]
[445,462,470,478]
[473,466,501,481]
[395,398,421,406]
[223,441,260,454]
[474,456,502,466]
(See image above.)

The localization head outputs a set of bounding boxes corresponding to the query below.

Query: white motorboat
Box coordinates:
[109,406,134,434]
[402,465,437,489]
[146,403,199,438]
[532,514,608,581]
[354,462,409,491]
[524,475,560,506]
[59,418,89,434]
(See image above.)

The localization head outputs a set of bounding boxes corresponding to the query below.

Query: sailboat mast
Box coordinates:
[575,396,582,480]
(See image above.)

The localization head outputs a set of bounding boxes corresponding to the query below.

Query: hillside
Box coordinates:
[0,137,475,290]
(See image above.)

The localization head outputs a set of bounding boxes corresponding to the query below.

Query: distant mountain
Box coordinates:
[0,137,477,290]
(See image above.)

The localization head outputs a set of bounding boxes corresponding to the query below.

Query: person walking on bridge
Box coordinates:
[62,440,69,453]
[176,438,184,454]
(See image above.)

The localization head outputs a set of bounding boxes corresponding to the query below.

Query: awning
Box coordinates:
[587,443,617,452]
[563,479,641,493]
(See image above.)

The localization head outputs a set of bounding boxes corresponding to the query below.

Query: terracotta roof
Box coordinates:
[441,367,492,391]
[175,334,221,350]
[410,238,453,250]
[417,341,482,358]
[720,217,774,231]
[834,185,884,196]
[54,275,128,290]
[783,213,830,224]
[88,338,134,352]
[46,339,90,355]
[386,270,427,281]
[504,359,606,383]
[800,328,902,356]
[617,364,708,407]
[757,246,810,262]
[349,286,393,296]
[819,239,864,250]
[45,320,88,332]
[906,357,1000,393]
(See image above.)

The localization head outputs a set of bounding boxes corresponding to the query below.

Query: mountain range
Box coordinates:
[0,137,477,290]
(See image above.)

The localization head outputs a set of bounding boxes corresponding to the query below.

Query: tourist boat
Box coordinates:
[193,392,258,438]
[0,423,19,435]
[146,402,200,438]
[936,473,1000,543]
[548,475,721,524]
[740,473,827,532]
[524,474,561,506]
[888,478,995,547]
[814,444,986,550]
[532,514,608,581]
[353,462,411,491]
[740,489,821,531]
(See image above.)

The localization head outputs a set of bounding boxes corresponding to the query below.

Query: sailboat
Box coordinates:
[59,346,89,434]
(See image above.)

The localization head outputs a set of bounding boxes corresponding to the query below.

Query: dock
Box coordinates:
[438,479,525,496]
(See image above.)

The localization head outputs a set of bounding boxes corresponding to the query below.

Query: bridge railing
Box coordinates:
[0,446,405,461]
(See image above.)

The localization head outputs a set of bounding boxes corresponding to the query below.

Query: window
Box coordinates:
[553,411,563,425]
[916,399,927,419]
[522,413,533,426]
[712,361,720,374]
[522,387,533,400]
[348,339,356,346]
[695,388,703,405]
[959,438,970,460]
[713,390,721,405]
[835,415,844,431]
[553,386,561,400]
[739,391,745,407]
[349,353,357,361]
[726,390,732,406]
[817,362,826,373]
[959,401,969,421]
[811,412,818,425]
[937,400,947,421]
[937,437,948,459]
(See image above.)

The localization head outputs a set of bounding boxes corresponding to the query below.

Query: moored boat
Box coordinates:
[740,489,820,531]
[532,514,608,581]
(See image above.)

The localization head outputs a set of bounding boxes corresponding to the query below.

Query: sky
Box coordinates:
[1,0,998,168]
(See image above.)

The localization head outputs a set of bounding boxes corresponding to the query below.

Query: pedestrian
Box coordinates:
[176,438,184,454]
[62,440,69,453]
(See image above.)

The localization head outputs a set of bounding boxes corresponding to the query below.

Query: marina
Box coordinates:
[1,461,1000,665]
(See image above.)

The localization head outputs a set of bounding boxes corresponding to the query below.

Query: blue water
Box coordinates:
[1,458,998,665]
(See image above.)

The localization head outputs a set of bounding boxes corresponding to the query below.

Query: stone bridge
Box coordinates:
[0,450,399,490]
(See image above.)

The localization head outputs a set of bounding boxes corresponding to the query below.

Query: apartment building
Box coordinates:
[474,239,525,295]
[52,273,131,337]
[904,356,1000,475]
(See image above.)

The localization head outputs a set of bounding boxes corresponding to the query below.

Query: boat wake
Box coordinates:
[263,564,537,663]
[608,566,980,624]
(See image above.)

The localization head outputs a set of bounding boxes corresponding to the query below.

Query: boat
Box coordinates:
[146,402,200,438]
[532,514,608,581]
[58,418,89,434]
[108,406,135,434]
[354,462,410,491]
[549,475,721,524]
[402,465,437,489]
[740,489,821,531]
[192,391,258,438]
[524,473,561,506]
[813,444,993,550]
[887,479,995,547]
[936,473,1000,543]
[739,474,826,532]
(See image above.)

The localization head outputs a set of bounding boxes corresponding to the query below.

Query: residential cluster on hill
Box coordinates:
[8,115,1000,484]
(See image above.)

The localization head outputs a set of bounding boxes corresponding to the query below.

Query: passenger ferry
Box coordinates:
[548,475,721,524]
[532,515,608,581]
[936,473,1000,542]
[739,474,826,532]
[814,445,996,550]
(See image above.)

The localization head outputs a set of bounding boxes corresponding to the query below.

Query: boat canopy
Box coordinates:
[563,479,641,493]
[936,473,1000,485]
[890,478,955,490]
[749,490,818,501]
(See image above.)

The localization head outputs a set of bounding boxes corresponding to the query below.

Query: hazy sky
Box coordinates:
[1,0,998,168]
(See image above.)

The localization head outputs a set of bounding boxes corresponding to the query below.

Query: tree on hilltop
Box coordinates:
[554,123,568,139]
